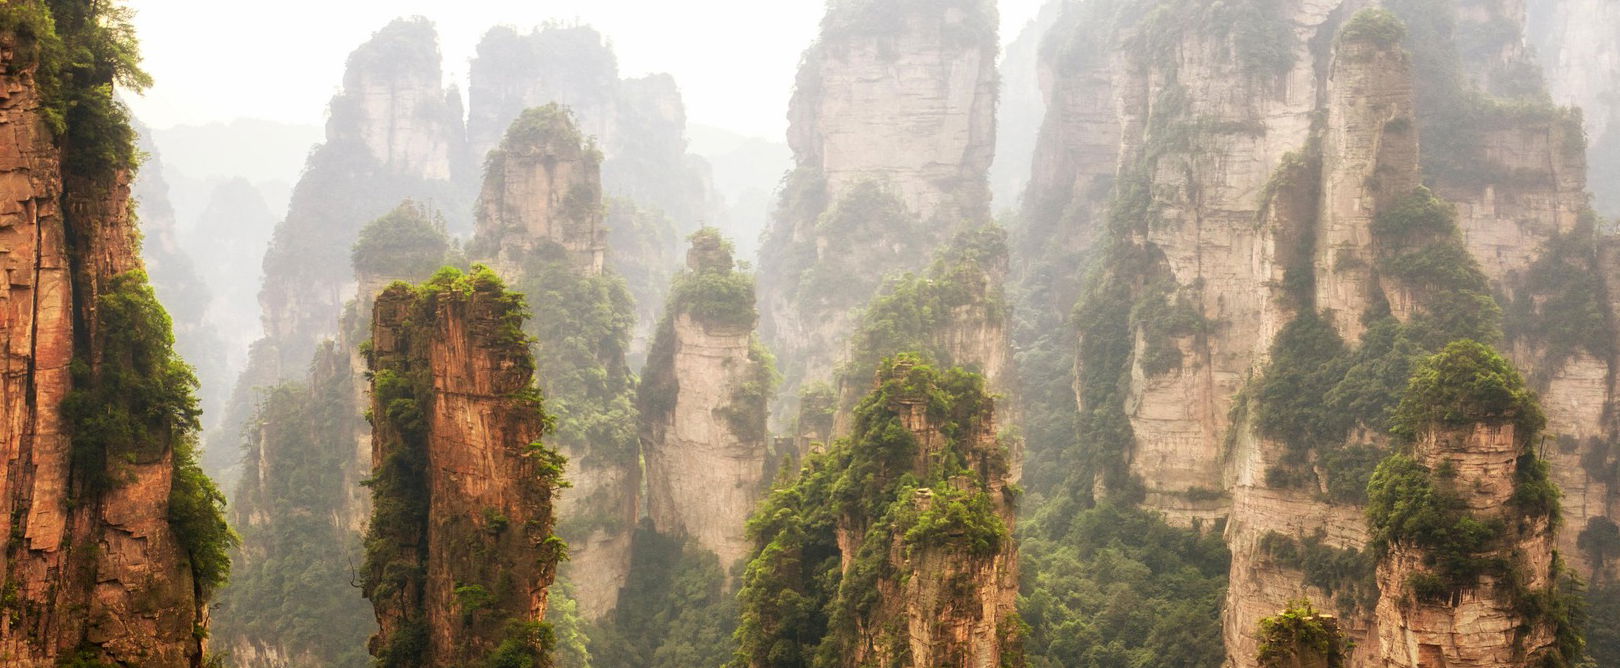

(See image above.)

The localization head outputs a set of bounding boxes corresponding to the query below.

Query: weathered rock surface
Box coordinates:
[0,18,213,666]
[365,274,562,666]
[1024,1,1608,665]
[474,105,606,277]
[640,232,770,573]
[759,0,1000,418]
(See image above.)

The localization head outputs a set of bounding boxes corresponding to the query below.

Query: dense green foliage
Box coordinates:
[1389,340,1545,441]
[668,228,758,329]
[588,523,738,667]
[844,226,1008,385]
[351,200,452,280]
[0,0,151,177]
[1361,342,1582,663]
[1255,186,1500,495]
[1338,8,1405,48]
[1588,582,1620,667]
[732,356,1012,667]
[511,243,638,469]
[1504,217,1616,380]
[1018,502,1229,667]
[61,272,235,596]
[1255,600,1348,667]
[498,104,599,161]
[215,364,373,666]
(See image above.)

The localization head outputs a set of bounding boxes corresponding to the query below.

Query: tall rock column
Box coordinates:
[216,201,449,666]
[1367,342,1576,667]
[758,0,999,419]
[471,105,640,620]
[639,229,773,572]
[474,104,606,276]
[0,3,232,664]
[1315,19,1421,340]
[734,356,1020,666]
[363,268,563,667]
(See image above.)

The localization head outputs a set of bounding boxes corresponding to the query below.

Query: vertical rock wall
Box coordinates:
[364,271,562,666]
[758,0,1000,416]
[1022,1,1600,665]
[0,7,226,665]
[640,231,771,572]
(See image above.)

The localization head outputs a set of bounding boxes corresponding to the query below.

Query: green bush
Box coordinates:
[732,355,1009,666]
[1390,340,1544,441]
[1255,600,1349,667]
[59,272,236,596]
[351,200,450,279]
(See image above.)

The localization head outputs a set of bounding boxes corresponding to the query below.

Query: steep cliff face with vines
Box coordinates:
[733,356,1020,667]
[0,2,232,664]
[363,268,564,667]
[1014,1,1610,664]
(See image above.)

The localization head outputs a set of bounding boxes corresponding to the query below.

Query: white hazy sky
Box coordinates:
[125,0,1049,140]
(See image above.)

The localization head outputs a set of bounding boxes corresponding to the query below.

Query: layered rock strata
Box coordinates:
[0,5,229,664]
[758,0,1000,418]
[639,229,772,572]
[363,269,563,666]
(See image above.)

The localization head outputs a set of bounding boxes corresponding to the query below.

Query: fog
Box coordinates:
[127,0,1048,139]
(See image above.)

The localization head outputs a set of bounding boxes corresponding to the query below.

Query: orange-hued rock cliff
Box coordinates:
[0,11,224,666]
[363,272,562,666]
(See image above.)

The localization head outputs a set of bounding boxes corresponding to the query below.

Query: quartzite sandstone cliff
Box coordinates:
[363,270,563,666]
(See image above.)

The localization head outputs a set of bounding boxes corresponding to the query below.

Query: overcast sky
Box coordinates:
[125,0,1048,140]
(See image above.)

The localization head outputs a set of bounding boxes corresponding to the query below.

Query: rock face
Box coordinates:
[467,24,717,358]
[363,269,563,666]
[474,105,606,277]
[758,0,999,416]
[847,376,1019,667]
[0,7,228,665]
[1019,1,1606,665]
[1530,0,1620,217]
[639,230,771,572]
[471,107,640,621]
[1372,426,1559,667]
[733,357,1019,667]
